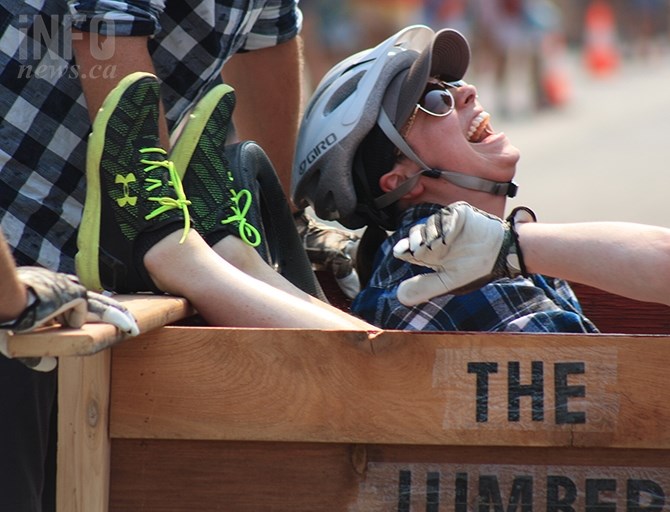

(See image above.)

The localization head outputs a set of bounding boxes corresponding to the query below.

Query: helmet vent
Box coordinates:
[323,70,364,116]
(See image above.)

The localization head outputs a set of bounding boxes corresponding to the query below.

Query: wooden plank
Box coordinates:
[109,440,670,512]
[110,327,670,449]
[5,294,193,358]
[6,281,669,357]
[50,296,191,512]
[57,350,111,512]
[111,440,362,512]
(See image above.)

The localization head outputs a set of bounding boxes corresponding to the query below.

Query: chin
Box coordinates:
[475,159,518,183]
[498,149,521,178]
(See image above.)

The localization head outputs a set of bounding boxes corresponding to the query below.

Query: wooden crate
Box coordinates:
[107,327,670,511]
[7,285,670,511]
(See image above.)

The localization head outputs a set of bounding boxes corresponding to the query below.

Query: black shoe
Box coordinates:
[171,84,263,249]
[76,72,191,293]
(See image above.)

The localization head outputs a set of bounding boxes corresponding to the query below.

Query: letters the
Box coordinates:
[469,361,586,424]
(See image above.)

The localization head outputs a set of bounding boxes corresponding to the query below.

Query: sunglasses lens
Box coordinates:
[420,88,455,116]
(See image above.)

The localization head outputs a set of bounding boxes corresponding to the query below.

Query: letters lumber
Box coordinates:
[110,442,669,511]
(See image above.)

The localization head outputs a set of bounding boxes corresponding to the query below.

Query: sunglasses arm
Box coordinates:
[373,109,517,211]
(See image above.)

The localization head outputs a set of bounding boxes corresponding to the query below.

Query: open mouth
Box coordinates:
[467,112,492,143]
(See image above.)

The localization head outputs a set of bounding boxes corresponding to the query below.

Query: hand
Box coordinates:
[10,267,139,335]
[294,211,362,299]
[1,267,139,371]
[392,202,535,306]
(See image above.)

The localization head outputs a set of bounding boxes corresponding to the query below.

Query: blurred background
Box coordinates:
[301,0,670,227]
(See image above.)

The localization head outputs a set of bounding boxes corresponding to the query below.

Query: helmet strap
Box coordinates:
[352,151,399,230]
[374,108,518,210]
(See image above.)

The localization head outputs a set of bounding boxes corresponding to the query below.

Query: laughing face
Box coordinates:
[399,81,521,209]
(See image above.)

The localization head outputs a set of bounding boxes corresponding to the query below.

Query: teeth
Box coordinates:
[467,112,491,142]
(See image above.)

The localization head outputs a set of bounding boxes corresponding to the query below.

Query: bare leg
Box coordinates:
[144,231,374,330]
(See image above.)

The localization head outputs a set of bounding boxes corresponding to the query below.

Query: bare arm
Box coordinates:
[0,233,27,322]
[393,203,670,308]
[222,37,304,208]
[72,32,170,147]
[518,221,670,306]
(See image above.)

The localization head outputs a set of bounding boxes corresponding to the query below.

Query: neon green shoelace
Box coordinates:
[140,147,191,243]
[221,188,262,247]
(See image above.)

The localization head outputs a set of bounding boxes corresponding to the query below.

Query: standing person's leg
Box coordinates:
[0,357,56,512]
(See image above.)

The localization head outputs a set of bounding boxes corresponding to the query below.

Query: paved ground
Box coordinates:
[491,49,670,227]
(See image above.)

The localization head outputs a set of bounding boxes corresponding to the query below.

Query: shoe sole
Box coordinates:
[171,84,235,180]
[76,71,159,291]
[171,84,249,246]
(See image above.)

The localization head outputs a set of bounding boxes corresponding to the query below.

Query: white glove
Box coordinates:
[393,202,535,306]
[1,267,139,371]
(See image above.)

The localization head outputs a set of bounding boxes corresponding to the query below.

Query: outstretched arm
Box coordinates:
[393,202,670,307]
[518,221,670,306]
[1,231,139,335]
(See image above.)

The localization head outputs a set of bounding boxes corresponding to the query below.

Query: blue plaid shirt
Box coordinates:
[352,204,599,333]
[0,0,300,272]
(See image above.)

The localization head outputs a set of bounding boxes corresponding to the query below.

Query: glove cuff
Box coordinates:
[505,206,537,277]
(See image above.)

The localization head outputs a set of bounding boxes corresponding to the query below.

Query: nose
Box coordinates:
[456,82,478,107]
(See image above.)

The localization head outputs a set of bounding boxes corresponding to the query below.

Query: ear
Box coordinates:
[379,169,424,199]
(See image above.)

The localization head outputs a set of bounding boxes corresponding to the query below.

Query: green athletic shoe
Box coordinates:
[171,84,262,249]
[76,72,191,293]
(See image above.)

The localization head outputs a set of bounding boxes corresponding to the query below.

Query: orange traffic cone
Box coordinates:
[583,0,620,77]
[541,34,572,107]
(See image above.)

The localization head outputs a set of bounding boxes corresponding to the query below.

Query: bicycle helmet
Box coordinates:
[292,25,517,231]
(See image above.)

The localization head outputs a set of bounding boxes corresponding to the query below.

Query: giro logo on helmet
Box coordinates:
[299,133,337,174]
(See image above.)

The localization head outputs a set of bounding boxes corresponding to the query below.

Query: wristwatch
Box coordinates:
[505,206,537,277]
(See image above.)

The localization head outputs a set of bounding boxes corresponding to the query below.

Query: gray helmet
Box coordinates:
[292,25,514,230]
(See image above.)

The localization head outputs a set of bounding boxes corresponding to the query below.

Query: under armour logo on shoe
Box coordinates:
[115,173,138,207]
